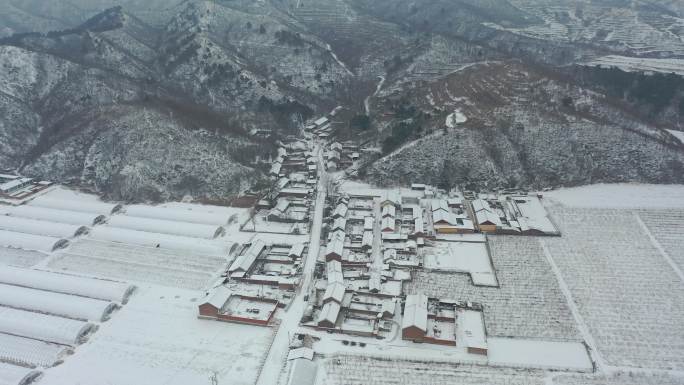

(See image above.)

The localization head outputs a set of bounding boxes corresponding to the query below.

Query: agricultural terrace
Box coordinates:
[543,207,684,370]
[406,236,579,341]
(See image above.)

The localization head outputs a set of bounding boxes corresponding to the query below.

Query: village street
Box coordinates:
[256,141,327,385]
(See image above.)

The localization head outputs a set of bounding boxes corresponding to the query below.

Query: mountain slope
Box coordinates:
[364,61,684,190]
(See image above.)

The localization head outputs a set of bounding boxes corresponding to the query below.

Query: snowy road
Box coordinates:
[364,76,385,115]
[256,143,327,385]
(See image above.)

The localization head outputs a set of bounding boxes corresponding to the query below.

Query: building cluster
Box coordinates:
[301,183,558,349]
[0,173,53,203]
[402,294,488,355]
[413,185,559,237]
[248,139,318,233]
[298,194,411,338]
[470,194,559,235]
[324,141,360,172]
[305,116,334,140]
[199,240,308,326]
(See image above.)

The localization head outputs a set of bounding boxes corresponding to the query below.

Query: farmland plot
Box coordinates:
[0,265,133,303]
[39,286,274,385]
[0,247,46,268]
[0,283,116,322]
[50,254,214,290]
[543,207,684,370]
[48,239,228,289]
[0,333,69,368]
[319,355,546,385]
[553,372,684,385]
[67,239,226,272]
[0,362,40,385]
[638,209,684,272]
[0,307,94,346]
[406,236,579,341]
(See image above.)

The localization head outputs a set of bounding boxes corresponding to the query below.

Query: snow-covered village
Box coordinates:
[1,101,684,385]
[2,1,684,385]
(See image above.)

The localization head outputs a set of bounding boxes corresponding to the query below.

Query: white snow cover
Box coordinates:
[0,362,41,385]
[666,129,684,144]
[0,333,69,368]
[487,338,592,371]
[445,109,467,128]
[124,204,230,226]
[424,242,497,286]
[0,266,134,303]
[545,184,684,209]
[38,286,273,385]
[108,215,223,239]
[0,216,87,238]
[0,283,116,322]
[0,307,94,346]
[89,226,228,256]
[586,55,684,76]
[28,197,119,215]
[2,205,104,226]
[0,230,67,253]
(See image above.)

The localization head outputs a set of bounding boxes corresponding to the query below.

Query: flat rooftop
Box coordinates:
[222,295,277,322]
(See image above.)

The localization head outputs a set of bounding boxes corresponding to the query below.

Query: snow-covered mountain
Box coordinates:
[1,0,684,199]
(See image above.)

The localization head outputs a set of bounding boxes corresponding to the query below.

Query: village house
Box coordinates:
[471,199,502,233]
[198,286,279,326]
[402,293,429,342]
[317,301,341,328]
[325,235,345,262]
[228,240,266,278]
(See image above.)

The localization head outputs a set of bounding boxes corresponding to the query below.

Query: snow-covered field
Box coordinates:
[543,206,684,370]
[107,214,223,239]
[487,338,591,371]
[552,372,684,385]
[0,230,66,253]
[123,202,244,227]
[0,216,85,239]
[544,184,684,209]
[87,226,230,256]
[0,333,69,368]
[0,247,46,268]
[423,241,497,286]
[0,306,93,346]
[38,286,275,385]
[0,362,40,385]
[0,266,133,303]
[0,186,277,384]
[639,210,684,272]
[319,355,547,385]
[0,283,115,322]
[0,205,104,226]
[49,239,227,289]
[585,56,684,76]
[407,236,580,341]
